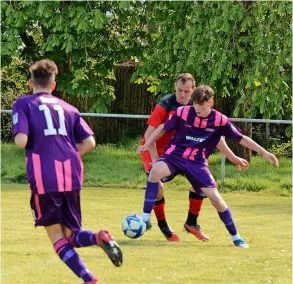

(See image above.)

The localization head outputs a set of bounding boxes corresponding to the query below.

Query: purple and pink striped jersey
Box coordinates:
[163,106,243,164]
[12,92,94,194]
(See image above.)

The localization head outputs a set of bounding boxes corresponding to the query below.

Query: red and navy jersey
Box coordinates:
[163,106,243,164]
[141,93,190,150]
[12,92,94,195]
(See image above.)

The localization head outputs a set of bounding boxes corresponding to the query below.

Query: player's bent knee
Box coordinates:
[201,187,225,208]
[209,196,227,211]
[149,166,169,182]
[209,194,223,204]
[210,198,223,208]
[200,187,218,198]
[148,171,163,182]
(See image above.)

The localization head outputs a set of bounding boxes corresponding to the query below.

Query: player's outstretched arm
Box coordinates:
[217,137,249,171]
[144,125,159,163]
[239,135,279,167]
[137,124,166,154]
[14,133,28,149]
[76,136,96,156]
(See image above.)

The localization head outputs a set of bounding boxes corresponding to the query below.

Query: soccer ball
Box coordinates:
[122,214,146,239]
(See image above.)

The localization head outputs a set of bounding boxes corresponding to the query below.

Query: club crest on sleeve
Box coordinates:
[13,113,18,125]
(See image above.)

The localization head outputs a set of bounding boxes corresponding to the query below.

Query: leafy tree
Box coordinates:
[134,1,292,121]
[2,1,291,119]
[1,1,291,153]
[1,1,149,111]
[131,1,292,160]
[1,58,30,141]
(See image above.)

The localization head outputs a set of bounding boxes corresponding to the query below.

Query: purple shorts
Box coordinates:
[158,154,217,198]
[30,191,81,231]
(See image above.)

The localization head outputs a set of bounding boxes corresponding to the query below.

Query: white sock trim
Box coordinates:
[232,233,241,241]
[142,212,150,222]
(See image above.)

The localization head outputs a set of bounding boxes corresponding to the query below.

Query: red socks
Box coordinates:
[154,197,166,221]
[189,197,203,215]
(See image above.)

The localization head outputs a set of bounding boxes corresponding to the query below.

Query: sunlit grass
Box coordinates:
[1,143,291,196]
[1,185,292,284]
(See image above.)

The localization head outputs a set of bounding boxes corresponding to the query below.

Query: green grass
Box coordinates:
[1,141,292,283]
[1,184,292,284]
[1,143,292,196]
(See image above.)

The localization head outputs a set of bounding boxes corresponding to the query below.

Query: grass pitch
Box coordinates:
[1,184,291,284]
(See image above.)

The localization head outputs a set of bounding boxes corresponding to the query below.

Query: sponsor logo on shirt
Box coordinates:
[205,128,214,132]
[13,113,18,125]
[185,124,192,128]
[185,135,206,143]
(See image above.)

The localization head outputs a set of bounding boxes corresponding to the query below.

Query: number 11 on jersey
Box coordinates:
[39,104,67,136]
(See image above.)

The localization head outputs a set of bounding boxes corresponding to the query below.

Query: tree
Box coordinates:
[1,58,30,141]
[1,1,149,111]
[135,1,291,119]
[132,1,292,159]
[1,1,291,150]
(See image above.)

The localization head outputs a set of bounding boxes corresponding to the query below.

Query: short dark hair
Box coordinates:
[29,59,58,88]
[191,85,214,104]
[175,73,196,87]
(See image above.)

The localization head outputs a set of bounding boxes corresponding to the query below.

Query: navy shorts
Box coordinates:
[158,154,217,198]
[30,191,81,231]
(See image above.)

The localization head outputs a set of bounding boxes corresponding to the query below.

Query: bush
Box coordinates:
[1,58,30,142]
[271,140,292,158]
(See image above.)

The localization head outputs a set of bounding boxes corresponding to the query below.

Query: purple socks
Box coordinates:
[143,181,159,214]
[218,208,237,236]
[69,230,97,248]
[54,238,95,282]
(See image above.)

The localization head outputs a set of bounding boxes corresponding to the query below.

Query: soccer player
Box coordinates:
[140,74,249,242]
[12,59,122,283]
[138,85,279,248]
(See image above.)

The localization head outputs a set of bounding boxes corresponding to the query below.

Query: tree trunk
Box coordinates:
[265,123,270,139]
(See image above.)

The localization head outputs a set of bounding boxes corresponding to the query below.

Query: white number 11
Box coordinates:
[39,104,67,136]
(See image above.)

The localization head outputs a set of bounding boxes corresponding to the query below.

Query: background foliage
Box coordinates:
[2,1,149,105]
[133,1,292,121]
[1,1,292,142]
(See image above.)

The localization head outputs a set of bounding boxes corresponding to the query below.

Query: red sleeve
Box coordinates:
[147,104,168,128]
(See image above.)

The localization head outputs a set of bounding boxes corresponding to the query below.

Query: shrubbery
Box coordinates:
[271,140,292,158]
[1,59,30,142]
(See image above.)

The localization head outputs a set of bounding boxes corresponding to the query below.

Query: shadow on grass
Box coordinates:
[118,239,194,247]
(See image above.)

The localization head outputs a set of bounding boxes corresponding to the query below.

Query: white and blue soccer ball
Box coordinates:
[122,214,146,239]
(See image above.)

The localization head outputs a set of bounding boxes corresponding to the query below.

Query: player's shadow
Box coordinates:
[118,239,235,250]
[118,239,199,247]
